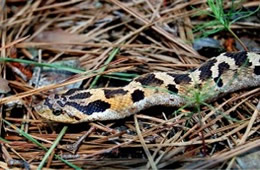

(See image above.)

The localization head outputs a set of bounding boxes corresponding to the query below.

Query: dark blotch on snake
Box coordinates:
[214,77,223,87]
[225,51,248,66]
[213,62,230,87]
[65,100,111,115]
[135,73,164,86]
[57,100,65,107]
[167,84,178,93]
[44,98,53,110]
[104,89,128,99]
[218,62,230,75]
[254,66,260,75]
[61,96,67,102]
[199,58,217,80]
[167,73,179,78]
[174,74,192,84]
[131,89,145,103]
[63,88,82,96]
[68,92,92,100]
[54,94,59,99]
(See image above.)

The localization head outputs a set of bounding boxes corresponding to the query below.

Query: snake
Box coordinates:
[35,51,260,123]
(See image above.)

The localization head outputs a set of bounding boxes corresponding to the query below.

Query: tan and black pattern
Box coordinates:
[36,52,260,123]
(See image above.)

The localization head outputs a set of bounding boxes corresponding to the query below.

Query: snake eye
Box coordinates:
[53,109,62,116]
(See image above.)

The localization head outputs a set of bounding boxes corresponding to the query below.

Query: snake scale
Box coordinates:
[36,51,260,123]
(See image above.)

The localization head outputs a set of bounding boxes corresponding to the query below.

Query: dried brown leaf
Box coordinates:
[0,77,11,94]
[32,29,86,49]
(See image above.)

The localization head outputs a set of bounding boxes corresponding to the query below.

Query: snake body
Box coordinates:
[36,52,260,123]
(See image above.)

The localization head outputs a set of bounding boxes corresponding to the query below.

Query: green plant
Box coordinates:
[193,0,259,51]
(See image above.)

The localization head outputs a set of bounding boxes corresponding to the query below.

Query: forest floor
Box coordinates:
[0,0,260,169]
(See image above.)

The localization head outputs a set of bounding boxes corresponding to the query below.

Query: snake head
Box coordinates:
[35,94,86,124]
[35,89,121,123]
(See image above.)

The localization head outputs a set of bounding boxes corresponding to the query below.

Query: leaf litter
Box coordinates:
[0,0,259,169]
